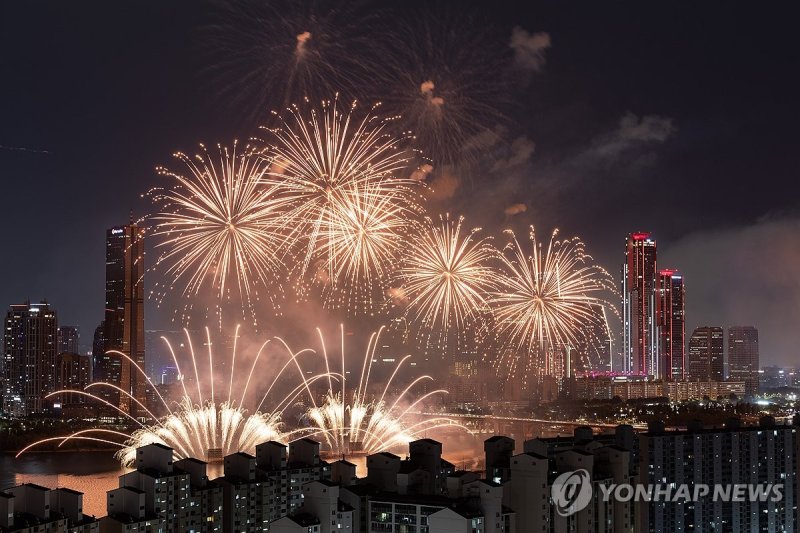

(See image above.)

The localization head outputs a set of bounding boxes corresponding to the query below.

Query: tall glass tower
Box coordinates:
[688,326,724,381]
[100,223,145,416]
[656,269,685,381]
[622,232,658,376]
[728,326,759,396]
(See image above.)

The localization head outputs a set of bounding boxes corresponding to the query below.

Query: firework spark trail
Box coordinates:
[148,142,290,326]
[18,328,327,466]
[306,326,468,456]
[399,214,500,350]
[259,99,421,313]
[490,227,618,380]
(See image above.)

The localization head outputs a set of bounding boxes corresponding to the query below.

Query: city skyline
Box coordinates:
[1,1,799,366]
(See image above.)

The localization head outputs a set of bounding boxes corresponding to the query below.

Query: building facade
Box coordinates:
[56,352,91,406]
[0,483,99,533]
[622,232,658,377]
[255,439,331,518]
[58,326,81,356]
[687,326,724,382]
[656,269,685,381]
[99,224,145,416]
[3,301,58,416]
[639,418,796,532]
[727,326,759,396]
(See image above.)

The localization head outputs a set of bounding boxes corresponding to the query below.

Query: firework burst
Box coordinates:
[203,0,382,124]
[18,327,321,466]
[491,227,618,380]
[149,142,290,326]
[305,326,466,457]
[378,9,510,169]
[259,99,421,313]
[399,215,499,349]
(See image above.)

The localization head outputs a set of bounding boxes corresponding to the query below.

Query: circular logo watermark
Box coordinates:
[552,469,593,517]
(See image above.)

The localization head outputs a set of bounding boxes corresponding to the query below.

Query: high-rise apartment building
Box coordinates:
[57,325,80,355]
[656,269,685,380]
[622,232,658,376]
[99,223,145,416]
[640,417,795,532]
[2,301,58,416]
[687,326,724,381]
[728,326,759,396]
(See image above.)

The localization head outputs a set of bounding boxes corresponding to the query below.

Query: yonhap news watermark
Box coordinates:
[552,469,785,517]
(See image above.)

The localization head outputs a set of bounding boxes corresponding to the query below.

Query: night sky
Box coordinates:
[1,1,798,365]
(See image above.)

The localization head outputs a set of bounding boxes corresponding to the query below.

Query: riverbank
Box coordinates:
[2,446,119,455]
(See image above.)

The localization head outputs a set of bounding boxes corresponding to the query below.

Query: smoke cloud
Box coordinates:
[666,215,800,367]
[504,203,527,216]
[510,27,552,72]
[425,169,461,202]
[586,112,676,160]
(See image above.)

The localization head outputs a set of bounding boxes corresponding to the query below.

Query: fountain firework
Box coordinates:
[305,326,468,457]
[17,327,324,466]
[18,326,466,465]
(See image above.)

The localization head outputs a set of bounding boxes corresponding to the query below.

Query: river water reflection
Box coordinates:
[1,452,126,518]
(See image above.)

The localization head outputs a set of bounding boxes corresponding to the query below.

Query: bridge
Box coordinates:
[412,411,647,440]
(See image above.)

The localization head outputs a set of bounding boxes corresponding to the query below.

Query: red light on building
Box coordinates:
[631,231,651,241]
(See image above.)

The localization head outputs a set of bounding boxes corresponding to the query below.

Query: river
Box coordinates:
[0,451,126,518]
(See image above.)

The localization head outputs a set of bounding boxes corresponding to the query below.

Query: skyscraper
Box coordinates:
[57,351,91,405]
[2,301,58,416]
[91,320,105,382]
[100,223,145,416]
[728,326,759,396]
[656,269,685,381]
[687,326,724,381]
[622,232,657,376]
[57,325,80,355]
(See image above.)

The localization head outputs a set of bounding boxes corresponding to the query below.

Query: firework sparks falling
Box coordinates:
[491,227,618,379]
[148,142,289,325]
[306,326,467,457]
[18,327,321,466]
[260,99,421,313]
[399,215,499,349]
